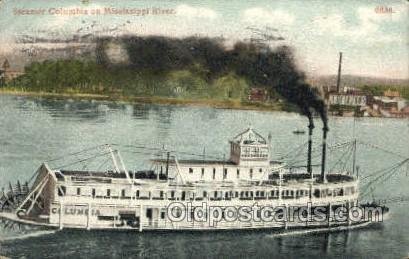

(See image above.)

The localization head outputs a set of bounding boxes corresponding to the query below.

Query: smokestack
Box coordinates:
[336,52,343,93]
[307,117,314,178]
[320,126,329,182]
[165,152,170,179]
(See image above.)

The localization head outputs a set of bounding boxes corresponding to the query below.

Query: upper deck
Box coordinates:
[55,168,356,188]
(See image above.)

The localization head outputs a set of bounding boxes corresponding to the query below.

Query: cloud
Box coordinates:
[243,8,295,26]
[311,5,407,43]
[175,4,218,19]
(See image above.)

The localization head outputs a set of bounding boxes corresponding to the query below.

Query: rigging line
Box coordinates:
[361,160,407,196]
[167,150,223,160]
[360,158,409,181]
[96,156,112,171]
[361,163,401,189]
[329,144,353,173]
[110,143,164,151]
[45,144,106,163]
[363,161,403,187]
[279,141,309,159]
[122,149,225,160]
[27,167,41,185]
[340,145,354,173]
[287,141,312,161]
[382,163,406,183]
[285,149,308,165]
[117,145,224,160]
[81,153,104,170]
[286,154,322,167]
[53,151,113,169]
[327,140,354,151]
[357,141,409,159]
[112,143,220,159]
[361,170,397,198]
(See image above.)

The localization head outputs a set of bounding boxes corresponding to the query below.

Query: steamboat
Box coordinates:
[0,127,389,232]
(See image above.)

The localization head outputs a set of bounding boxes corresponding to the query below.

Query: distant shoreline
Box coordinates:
[1,89,406,119]
[0,88,286,112]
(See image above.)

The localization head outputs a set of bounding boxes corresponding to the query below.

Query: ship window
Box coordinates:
[107,189,111,197]
[223,168,227,179]
[161,211,166,219]
[171,191,175,198]
[203,191,207,197]
[250,169,253,179]
[259,168,262,173]
[136,190,140,198]
[76,187,81,196]
[235,191,239,198]
[189,168,193,174]
[213,168,216,180]
[146,208,152,219]
[181,191,186,201]
[121,189,126,197]
[160,191,164,198]
[92,188,96,198]
[58,186,66,196]
[237,169,240,178]
[201,168,205,179]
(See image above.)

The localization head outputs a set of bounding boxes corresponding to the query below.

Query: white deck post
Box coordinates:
[278,169,282,203]
[328,203,332,227]
[107,145,120,173]
[59,202,63,230]
[87,203,91,230]
[139,205,143,232]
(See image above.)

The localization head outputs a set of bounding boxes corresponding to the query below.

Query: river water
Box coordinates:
[0,95,408,258]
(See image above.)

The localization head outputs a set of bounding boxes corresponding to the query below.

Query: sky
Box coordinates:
[0,0,408,79]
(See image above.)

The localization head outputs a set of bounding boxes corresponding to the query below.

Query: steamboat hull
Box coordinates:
[0,163,387,232]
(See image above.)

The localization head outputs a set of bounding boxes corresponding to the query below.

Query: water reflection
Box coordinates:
[0,226,386,258]
[132,104,150,120]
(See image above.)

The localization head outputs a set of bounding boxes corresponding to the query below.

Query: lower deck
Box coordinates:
[1,201,387,232]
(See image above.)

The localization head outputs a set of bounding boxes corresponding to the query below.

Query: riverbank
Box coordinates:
[0,88,287,112]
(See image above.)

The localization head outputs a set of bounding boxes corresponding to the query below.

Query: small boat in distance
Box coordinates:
[292,129,306,134]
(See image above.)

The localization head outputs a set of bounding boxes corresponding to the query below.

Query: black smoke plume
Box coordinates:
[96,36,328,129]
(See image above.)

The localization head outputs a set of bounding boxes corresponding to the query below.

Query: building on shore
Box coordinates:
[0,59,24,85]
[324,86,368,116]
[248,88,268,102]
[370,95,408,118]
